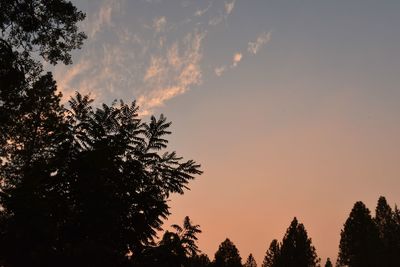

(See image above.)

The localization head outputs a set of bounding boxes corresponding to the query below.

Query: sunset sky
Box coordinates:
[53,0,400,263]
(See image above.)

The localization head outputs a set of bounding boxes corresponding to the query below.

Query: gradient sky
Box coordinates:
[53,0,400,264]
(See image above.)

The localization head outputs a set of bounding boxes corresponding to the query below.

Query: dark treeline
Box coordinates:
[132,197,400,267]
[1,1,400,267]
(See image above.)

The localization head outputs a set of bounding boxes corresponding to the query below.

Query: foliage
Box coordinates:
[0,89,202,266]
[244,253,257,267]
[0,0,86,65]
[278,217,320,267]
[133,216,203,267]
[172,216,203,257]
[213,238,242,267]
[188,254,211,267]
[324,258,332,267]
[263,218,320,267]
[337,201,380,267]
[374,196,400,266]
[262,239,280,267]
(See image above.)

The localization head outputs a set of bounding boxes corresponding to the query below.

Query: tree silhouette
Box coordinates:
[244,253,257,267]
[0,0,86,65]
[262,239,280,267]
[278,217,320,267]
[374,196,400,266]
[172,216,202,257]
[213,238,242,267]
[0,72,70,266]
[337,201,380,267]
[0,1,204,266]
[324,258,332,267]
[133,216,203,267]
[0,92,202,266]
[188,253,211,267]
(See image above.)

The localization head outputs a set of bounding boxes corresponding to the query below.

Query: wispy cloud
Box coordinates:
[225,0,236,15]
[138,31,205,114]
[214,66,226,77]
[53,0,268,115]
[248,31,272,55]
[195,1,213,17]
[86,0,123,38]
[208,0,236,26]
[153,16,167,33]
[232,52,242,67]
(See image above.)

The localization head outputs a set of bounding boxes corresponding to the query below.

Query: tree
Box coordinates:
[133,216,203,267]
[244,254,257,267]
[262,239,280,267]
[172,216,202,257]
[324,258,332,267]
[0,0,86,65]
[279,217,320,267]
[213,238,242,267]
[1,1,203,266]
[0,72,70,267]
[374,196,400,266]
[189,254,211,267]
[337,201,380,267]
[0,92,203,266]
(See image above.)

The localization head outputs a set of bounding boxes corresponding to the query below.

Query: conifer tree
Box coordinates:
[262,239,280,267]
[337,201,380,267]
[279,217,320,267]
[324,258,332,267]
[213,238,242,267]
[244,253,257,267]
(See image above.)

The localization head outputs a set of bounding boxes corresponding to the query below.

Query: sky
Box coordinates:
[53,0,400,264]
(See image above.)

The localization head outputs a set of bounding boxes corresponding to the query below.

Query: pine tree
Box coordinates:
[244,254,257,267]
[188,254,211,267]
[262,239,280,267]
[374,196,400,266]
[213,238,242,267]
[324,258,332,267]
[337,201,380,267]
[279,217,320,267]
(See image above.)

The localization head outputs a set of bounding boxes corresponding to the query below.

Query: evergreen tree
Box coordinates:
[337,201,380,267]
[324,258,332,267]
[244,254,257,267]
[279,217,320,267]
[189,254,211,267]
[213,238,242,267]
[262,239,280,267]
[374,196,400,266]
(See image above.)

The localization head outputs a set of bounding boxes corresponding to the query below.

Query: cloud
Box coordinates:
[214,52,242,77]
[86,0,124,38]
[232,52,242,67]
[208,0,236,26]
[208,16,223,26]
[225,0,236,15]
[195,1,213,17]
[137,31,205,114]
[215,66,226,77]
[153,16,167,33]
[53,0,259,115]
[248,31,272,55]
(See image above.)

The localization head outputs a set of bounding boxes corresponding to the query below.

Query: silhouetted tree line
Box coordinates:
[1,2,400,267]
[337,196,400,267]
